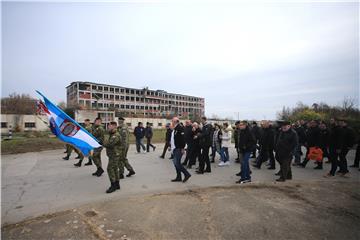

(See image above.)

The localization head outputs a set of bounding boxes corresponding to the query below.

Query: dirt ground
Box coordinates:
[2,180,360,240]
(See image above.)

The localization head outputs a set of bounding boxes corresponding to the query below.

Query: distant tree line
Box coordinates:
[277,97,360,133]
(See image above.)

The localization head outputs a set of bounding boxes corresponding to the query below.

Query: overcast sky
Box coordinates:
[2,1,359,119]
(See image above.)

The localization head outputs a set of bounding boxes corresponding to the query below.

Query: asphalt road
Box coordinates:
[2,144,359,226]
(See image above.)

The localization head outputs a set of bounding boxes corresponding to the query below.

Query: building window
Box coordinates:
[98,86,103,91]
[104,87,109,91]
[1,122,8,128]
[92,85,97,90]
[25,122,36,128]
[115,88,119,93]
[158,123,162,127]
[110,87,114,92]
[121,105,125,109]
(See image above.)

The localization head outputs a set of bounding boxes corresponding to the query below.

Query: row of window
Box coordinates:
[76,84,202,102]
[1,122,36,128]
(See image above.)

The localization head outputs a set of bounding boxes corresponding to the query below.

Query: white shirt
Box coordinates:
[170,128,176,151]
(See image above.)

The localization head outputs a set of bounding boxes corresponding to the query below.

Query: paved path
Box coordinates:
[2,144,359,225]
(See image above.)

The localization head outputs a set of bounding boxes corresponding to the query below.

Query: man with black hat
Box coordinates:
[275,120,298,182]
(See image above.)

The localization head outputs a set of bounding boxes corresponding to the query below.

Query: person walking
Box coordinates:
[219,122,232,166]
[212,123,223,162]
[170,117,191,183]
[134,122,146,153]
[103,122,122,193]
[91,117,105,176]
[160,123,172,159]
[196,117,213,174]
[274,121,298,182]
[118,117,135,179]
[182,120,193,166]
[253,120,275,169]
[235,121,256,184]
[145,122,156,152]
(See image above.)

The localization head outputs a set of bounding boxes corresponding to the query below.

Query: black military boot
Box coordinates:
[92,168,99,176]
[126,170,136,177]
[63,155,70,160]
[96,167,104,177]
[84,158,92,166]
[74,160,82,167]
[114,181,120,190]
[106,182,117,193]
[119,173,124,179]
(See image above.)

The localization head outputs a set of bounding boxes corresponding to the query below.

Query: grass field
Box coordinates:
[1,129,167,155]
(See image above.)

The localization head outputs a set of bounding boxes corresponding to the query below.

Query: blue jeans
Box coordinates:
[220,147,229,162]
[241,152,251,180]
[172,149,191,179]
[136,138,146,153]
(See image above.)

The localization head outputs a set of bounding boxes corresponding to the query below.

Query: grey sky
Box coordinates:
[2,1,359,119]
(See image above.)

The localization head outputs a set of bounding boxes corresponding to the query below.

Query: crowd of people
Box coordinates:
[62,116,359,193]
[161,117,359,184]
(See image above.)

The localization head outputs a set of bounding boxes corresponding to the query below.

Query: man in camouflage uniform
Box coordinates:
[73,119,92,167]
[103,121,122,193]
[118,117,136,179]
[91,118,106,176]
[83,119,94,166]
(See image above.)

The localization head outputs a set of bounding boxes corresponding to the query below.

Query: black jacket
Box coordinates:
[165,128,172,143]
[275,129,298,159]
[184,125,193,145]
[173,124,185,149]
[319,128,330,149]
[259,127,275,150]
[306,126,321,147]
[328,125,343,150]
[199,122,213,147]
[294,126,306,144]
[238,127,256,153]
[145,126,153,139]
[341,126,355,149]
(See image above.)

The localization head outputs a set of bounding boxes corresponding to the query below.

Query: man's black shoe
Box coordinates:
[196,170,204,174]
[159,156,165,159]
[276,178,285,182]
[236,172,241,176]
[183,175,191,183]
[92,169,99,176]
[74,160,82,167]
[314,165,323,170]
[126,170,135,177]
[204,169,211,173]
[187,165,192,169]
[182,162,187,166]
[63,156,70,160]
[235,157,239,161]
[106,182,117,193]
[235,160,240,163]
[96,167,104,177]
[171,178,182,182]
[119,174,124,179]
[84,160,92,166]
[114,181,120,190]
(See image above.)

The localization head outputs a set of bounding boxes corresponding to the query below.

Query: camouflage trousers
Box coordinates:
[65,144,83,160]
[92,147,103,168]
[107,155,120,182]
[118,146,134,174]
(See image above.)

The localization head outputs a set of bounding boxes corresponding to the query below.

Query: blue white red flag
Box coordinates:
[36,91,101,156]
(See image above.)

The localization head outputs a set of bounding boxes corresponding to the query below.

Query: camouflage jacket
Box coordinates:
[92,124,105,145]
[103,130,122,157]
[85,124,93,134]
[118,124,129,149]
